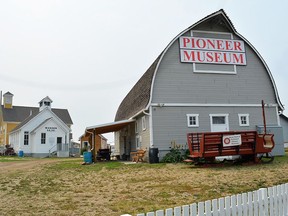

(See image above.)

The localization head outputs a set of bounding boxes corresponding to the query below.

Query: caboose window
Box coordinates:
[186,114,199,127]
[238,114,249,126]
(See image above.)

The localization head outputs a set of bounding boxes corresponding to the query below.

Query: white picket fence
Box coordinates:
[121,183,288,216]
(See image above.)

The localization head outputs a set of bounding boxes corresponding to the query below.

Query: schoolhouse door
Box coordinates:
[57,137,62,151]
[210,114,229,132]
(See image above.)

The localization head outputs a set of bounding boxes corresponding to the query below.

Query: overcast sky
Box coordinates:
[1,0,287,143]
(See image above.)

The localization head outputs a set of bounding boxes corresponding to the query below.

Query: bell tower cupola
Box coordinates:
[39,96,53,111]
[3,92,14,109]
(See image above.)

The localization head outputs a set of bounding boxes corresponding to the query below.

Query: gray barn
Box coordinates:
[280,114,288,147]
[93,10,285,161]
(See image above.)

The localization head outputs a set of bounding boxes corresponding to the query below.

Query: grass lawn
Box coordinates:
[0,155,288,216]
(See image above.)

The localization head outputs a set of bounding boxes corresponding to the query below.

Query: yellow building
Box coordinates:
[0,92,17,146]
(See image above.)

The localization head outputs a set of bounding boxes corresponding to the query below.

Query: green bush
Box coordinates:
[161,142,190,163]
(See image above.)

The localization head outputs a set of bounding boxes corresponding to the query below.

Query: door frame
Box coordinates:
[209,114,229,132]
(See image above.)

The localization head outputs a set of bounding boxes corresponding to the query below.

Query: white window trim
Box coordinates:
[24,131,29,145]
[142,116,146,131]
[41,133,46,144]
[193,63,237,75]
[186,114,199,127]
[135,121,138,133]
[238,114,250,126]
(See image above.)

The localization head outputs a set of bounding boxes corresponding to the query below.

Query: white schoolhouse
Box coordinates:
[9,96,73,157]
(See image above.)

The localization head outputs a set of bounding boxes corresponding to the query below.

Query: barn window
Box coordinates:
[41,133,46,144]
[135,121,138,133]
[136,135,141,149]
[24,131,29,145]
[142,116,146,131]
[186,114,199,127]
[238,114,249,126]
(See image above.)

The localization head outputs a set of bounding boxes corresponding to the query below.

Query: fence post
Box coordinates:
[165,208,173,216]
[284,183,288,215]
[190,203,197,216]
[253,190,258,216]
[277,185,283,216]
[182,205,190,216]
[258,188,268,215]
[155,210,164,216]
[212,199,218,215]
[241,193,247,216]
[225,196,231,216]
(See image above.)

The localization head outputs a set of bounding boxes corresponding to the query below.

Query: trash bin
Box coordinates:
[149,147,159,163]
[18,150,24,157]
[83,151,92,163]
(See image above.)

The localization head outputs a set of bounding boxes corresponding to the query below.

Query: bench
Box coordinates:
[130,149,146,163]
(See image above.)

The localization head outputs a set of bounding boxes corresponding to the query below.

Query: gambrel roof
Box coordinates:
[115,55,161,121]
[115,9,283,121]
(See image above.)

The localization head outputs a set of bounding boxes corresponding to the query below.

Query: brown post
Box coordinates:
[262,100,267,134]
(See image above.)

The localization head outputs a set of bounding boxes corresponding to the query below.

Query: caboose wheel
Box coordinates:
[259,153,274,163]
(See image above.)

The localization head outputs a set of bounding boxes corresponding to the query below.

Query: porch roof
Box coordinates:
[85,119,135,134]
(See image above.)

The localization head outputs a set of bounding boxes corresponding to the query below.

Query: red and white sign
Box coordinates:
[222,134,242,147]
[179,36,246,65]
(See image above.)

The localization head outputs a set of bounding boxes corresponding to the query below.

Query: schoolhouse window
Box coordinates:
[41,133,46,144]
[238,114,249,126]
[186,114,199,127]
[142,116,146,131]
[24,131,29,145]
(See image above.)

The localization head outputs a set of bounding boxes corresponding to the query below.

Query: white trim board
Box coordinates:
[151,103,278,107]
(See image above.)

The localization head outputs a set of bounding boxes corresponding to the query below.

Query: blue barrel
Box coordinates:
[83,151,92,163]
[18,150,24,157]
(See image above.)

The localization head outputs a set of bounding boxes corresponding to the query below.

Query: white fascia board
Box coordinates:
[47,108,71,132]
[86,119,135,131]
[150,103,278,107]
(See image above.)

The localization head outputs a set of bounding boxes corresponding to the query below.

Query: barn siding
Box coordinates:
[152,37,277,105]
[136,115,150,151]
[280,116,288,144]
[151,106,278,152]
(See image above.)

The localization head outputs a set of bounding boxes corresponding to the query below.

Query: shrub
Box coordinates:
[161,141,189,163]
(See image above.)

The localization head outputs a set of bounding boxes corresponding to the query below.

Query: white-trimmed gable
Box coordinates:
[10,107,71,135]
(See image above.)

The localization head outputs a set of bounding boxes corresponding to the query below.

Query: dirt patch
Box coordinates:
[0,158,77,172]
[0,160,57,171]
